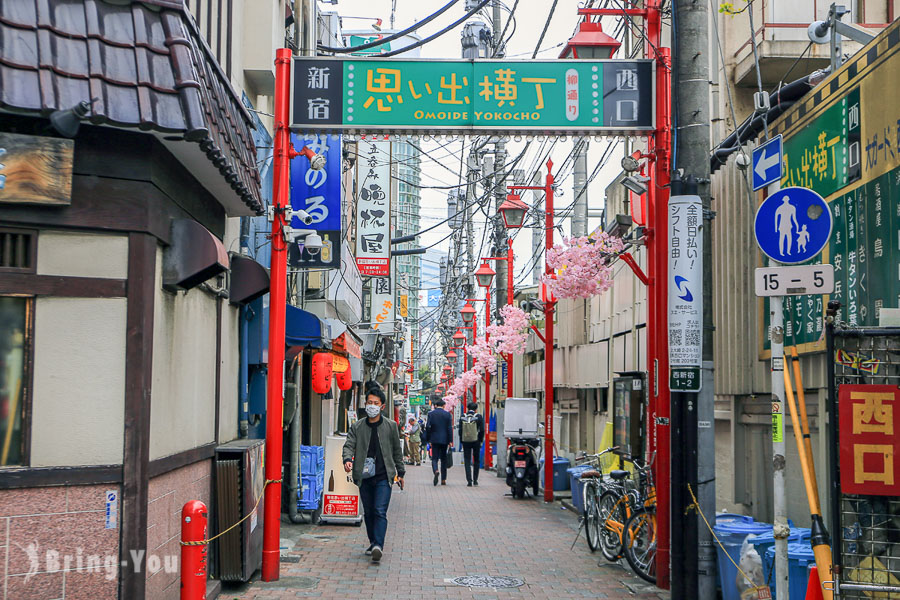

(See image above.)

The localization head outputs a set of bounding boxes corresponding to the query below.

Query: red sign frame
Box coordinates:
[839,384,900,496]
[322,494,359,516]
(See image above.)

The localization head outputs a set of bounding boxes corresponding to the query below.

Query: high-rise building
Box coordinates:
[393,140,422,343]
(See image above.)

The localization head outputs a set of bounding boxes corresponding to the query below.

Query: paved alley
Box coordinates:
[225,457,668,600]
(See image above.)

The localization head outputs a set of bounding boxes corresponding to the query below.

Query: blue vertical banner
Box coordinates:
[289,133,342,269]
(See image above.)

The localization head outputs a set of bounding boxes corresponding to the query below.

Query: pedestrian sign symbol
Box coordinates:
[752,135,783,190]
[754,187,831,264]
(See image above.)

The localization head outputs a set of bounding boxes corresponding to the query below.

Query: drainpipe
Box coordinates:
[287,356,305,523]
[238,217,251,437]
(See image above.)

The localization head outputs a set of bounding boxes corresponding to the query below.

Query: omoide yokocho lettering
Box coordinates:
[412,110,543,122]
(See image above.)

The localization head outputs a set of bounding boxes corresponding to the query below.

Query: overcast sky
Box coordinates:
[326,0,630,294]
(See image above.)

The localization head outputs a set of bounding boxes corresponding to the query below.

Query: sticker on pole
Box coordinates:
[668,195,703,392]
[751,135,782,191]
[754,187,832,264]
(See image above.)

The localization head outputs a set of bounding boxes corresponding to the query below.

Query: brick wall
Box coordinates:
[145,460,212,600]
[0,484,120,600]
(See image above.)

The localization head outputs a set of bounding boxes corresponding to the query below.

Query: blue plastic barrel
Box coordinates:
[538,457,572,491]
[567,465,593,514]
[752,526,811,593]
[714,514,772,600]
[764,543,816,600]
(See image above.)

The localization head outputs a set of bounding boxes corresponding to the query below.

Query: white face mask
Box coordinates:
[365,404,382,418]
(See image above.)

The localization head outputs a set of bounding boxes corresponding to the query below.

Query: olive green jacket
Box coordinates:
[342,416,405,486]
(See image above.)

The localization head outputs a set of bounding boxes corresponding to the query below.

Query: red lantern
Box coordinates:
[311,352,333,394]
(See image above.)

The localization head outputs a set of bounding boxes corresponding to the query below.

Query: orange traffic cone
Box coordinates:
[805,566,824,600]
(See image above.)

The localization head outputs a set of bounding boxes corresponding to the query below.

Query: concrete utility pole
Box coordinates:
[531,172,543,285]
[571,140,588,237]
[492,0,509,326]
[670,0,715,596]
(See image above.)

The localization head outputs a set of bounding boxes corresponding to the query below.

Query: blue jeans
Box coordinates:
[359,477,392,548]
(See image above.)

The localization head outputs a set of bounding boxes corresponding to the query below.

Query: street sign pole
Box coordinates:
[765,181,790,600]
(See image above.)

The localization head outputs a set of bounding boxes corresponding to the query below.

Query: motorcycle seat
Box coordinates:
[608,469,630,481]
[580,470,602,478]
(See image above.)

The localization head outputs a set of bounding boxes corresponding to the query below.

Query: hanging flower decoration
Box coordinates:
[542,232,624,299]
[443,305,532,408]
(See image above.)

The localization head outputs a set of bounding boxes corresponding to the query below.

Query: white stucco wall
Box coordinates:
[31,297,127,466]
[150,249,217,460]
[218,302,240,444]
[36,231,128,279]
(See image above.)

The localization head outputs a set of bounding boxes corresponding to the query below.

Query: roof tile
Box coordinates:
[0,0,262,214]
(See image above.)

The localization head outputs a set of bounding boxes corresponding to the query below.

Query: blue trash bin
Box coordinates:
[538,457,571,491]
[567,465,593,514]
[714,514,772,600]
[764,543,815,600]
[751,526,810,592]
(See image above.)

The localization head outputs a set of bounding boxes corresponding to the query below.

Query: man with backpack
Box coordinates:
[458,402,485,487]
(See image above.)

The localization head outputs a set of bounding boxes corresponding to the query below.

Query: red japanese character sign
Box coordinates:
[839,384,900,495]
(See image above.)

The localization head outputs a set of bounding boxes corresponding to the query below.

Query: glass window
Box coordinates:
[0,297,29,466]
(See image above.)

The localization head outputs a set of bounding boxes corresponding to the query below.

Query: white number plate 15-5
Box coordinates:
[754,264,835,297]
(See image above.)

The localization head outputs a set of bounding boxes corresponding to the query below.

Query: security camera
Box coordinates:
[621,155,641,173]
[303,232,323,256]
[309,154,327,171]
[294,209,314,225]
[735,152,751,170]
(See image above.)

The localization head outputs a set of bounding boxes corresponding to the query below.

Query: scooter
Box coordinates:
[505,437,540,498]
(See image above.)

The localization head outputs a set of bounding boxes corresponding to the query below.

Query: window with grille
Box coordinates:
[0,228,36,273]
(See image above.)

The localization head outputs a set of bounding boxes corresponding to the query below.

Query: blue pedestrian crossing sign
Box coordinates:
[751,135,783,191]
[754,187,832,265]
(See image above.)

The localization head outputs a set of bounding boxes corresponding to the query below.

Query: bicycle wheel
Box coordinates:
[583,481,601,552]
[597,490,627,561]
[623,507,657,583]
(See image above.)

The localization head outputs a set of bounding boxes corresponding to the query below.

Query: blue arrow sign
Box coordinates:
[754,187,832,264]
[751,134,783,191]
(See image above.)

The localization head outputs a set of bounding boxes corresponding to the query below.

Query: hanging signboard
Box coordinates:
[761,18,900,357]
[370,272,394,331]
[289,133,342,269]
[668,194,703,392]
[355,140,391,276]
[291,59,654,135]
[839,384,899,496]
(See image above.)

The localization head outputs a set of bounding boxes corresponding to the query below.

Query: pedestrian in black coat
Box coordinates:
[425,398,454,486]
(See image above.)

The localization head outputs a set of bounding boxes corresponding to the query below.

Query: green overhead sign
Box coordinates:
[291,58,654,135]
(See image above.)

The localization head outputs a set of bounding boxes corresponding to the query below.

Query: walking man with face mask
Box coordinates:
[342,386,405,562]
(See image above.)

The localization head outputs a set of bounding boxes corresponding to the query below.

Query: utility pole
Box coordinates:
[572,139,588,237]
[492,0,509,329]
[531,172,543,285]
[670,0,714,596]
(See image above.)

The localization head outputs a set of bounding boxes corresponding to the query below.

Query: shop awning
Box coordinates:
[285,305,326,348]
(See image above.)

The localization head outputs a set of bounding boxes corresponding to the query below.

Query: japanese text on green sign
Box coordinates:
[291,59,654,134]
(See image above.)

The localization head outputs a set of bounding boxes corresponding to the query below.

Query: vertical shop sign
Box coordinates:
[839,384,900,495]
[289,133,342,268]
[355,140,391,276]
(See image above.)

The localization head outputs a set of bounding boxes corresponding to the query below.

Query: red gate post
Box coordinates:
[262,46,292,582]
[180,500,208,600]
[542,160,556,504]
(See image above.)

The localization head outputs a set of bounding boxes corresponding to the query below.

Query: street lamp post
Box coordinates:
[504,159,555,503]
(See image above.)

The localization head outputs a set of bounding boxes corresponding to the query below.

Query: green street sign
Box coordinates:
[409,394,426,406]
[291,58,654,135]
[670,367,700,392]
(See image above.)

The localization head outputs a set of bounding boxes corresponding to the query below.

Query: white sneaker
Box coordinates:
[371,546,383,562]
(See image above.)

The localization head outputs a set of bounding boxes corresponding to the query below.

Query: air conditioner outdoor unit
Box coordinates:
[215,439,265,582]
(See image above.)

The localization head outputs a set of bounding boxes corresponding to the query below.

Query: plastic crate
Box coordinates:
[298,445,324,510]
[298,474,321,510]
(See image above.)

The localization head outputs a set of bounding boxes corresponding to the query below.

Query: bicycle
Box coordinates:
[573,447,622,554]
[594,452,656,568]
[618,456,657,583]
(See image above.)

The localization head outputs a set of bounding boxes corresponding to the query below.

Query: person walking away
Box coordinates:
[342,387,404,562]
[405,416,421,466]
[458,402,485,486]
[425,398,453,486]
